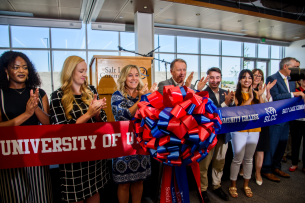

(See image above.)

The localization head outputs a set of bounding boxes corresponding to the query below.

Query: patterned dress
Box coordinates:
[111,90,151,183]
[50,85,110,202]
[0,88,52,203]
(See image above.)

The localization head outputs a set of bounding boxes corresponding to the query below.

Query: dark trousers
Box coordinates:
[291,120,305,167]
[262,122,289,173]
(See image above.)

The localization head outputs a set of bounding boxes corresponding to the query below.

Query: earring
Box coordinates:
[7,74,9,81]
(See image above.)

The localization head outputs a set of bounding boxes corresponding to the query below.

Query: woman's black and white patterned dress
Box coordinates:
[50,85,110,202]
[0,88,52,203]
[111,90,151,184]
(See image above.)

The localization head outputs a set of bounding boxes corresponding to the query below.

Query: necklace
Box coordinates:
[13,88,26,94]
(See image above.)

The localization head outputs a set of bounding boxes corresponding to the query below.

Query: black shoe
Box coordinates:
[213,187,229,201]
[201,191,211,203]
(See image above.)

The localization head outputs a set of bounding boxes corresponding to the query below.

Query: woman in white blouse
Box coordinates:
[252,68,276,185]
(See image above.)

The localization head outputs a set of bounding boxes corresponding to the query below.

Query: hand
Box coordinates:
[87,96,103,118]
[293,91,305,99]
[185,72,194,88]
[257,82,266,97]
[25,90,38,116]
[197,75,209,91]
[139,84,148,98]
[249,85,254,101]
[149,82,158,93]
[266,79,277,92]
[31,88,40,111]
[224,89,234,106]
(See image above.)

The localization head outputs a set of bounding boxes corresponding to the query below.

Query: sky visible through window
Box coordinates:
[0,24,284,93]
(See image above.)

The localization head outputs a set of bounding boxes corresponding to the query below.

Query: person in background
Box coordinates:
[283,59,301,163]
[262,57,304,182]
[50,55,109,203]
[0,51,52,203]
[289,78,305,173]
[111,64,158,203]
[197,67,234,203]
[157,59,196,94]
[251,68,276,185]
[229,69,265,198]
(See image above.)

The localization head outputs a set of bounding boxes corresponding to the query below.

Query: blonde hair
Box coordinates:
[60,55,93,120]
[117,64,144,98]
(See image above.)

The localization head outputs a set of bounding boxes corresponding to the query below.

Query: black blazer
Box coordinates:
[203,86,234,143]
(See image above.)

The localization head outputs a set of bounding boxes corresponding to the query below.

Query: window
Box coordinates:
[87,30,119,50]
[51,26,86,49]
[0,49,9,56]
[271,45,280,59]
[155,35,175,53]
[271,60,280,75]
[155,54,175,84]
[222,57,241,91]
[201,56,220,77]
[0,25,9,47]
[201,39,219,55]
[11,26,49,48]
[244,60,254,70]
[177,54,198,80]
[244,43,256,57]
[177,36,198,54]
[120,32,135,51]
[258,44,269,58]
[222,40,241,56]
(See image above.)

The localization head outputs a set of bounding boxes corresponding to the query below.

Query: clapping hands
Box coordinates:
[197,75,209,91]
[26,88,39,116]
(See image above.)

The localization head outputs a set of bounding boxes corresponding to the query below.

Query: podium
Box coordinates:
[89,55,153,122]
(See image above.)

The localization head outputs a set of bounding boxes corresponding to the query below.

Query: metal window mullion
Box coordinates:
[118,31,121,56]
[255,43,258,58]
[85,23,88,65]
[49,27,54,92]
[268,45,271,59]
[174,35,177,59]
[8,25,12,51]
[198,38,201,80]
[219,40,222,71]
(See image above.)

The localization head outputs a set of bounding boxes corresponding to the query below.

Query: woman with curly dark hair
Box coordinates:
[0,51,52,202]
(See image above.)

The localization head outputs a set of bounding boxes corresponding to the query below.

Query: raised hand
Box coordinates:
[257,82,266,97]
[266,79,277,92]
[249,85,254,101]
[87,97,103,118]
[139,84,149,98]
[149,82,158,93]
[224,89,234,106]
[197,75,209,91]
[25,90,38,116]
[185,72,194,88]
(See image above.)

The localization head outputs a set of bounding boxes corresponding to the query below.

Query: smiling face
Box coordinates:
[72,61,87,86]
[240,72,252,89]
[208,71,221,90]
[5,56,29,85]
[253,70,263,86]
[125,68,139,90]
[171,61,186,84]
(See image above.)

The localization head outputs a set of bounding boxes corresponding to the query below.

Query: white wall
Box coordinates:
[285,39,305,66]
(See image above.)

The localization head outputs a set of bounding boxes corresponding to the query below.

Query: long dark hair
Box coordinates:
[235,69,259,106]
[0,51,41,90]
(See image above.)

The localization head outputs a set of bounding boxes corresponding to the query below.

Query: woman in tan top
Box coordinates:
[229,69,265,198]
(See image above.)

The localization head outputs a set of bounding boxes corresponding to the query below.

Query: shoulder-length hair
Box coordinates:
[252,68,264,84]
[60,55,93,120]
[235,69,259,106]
[0,51,41,90]
[117,64,144,98]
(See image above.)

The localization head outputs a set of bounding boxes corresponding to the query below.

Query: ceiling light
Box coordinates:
[119,16,123,18]
[294,37,300,39]
[196,13,200,16]
[238,20,242,22]
[144,6,147,9]
[241,29,247,32]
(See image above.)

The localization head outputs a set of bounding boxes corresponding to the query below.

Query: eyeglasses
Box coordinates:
[253,74,262,78]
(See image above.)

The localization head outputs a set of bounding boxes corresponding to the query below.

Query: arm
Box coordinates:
[268,76,292,101]
[0,95,37,126]
[34,93,50,125]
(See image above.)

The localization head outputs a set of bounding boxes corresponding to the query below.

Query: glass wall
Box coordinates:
[0,23,285,94]
[155,35,284,91]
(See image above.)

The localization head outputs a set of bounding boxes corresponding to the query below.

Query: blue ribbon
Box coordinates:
[175,166,190,203]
